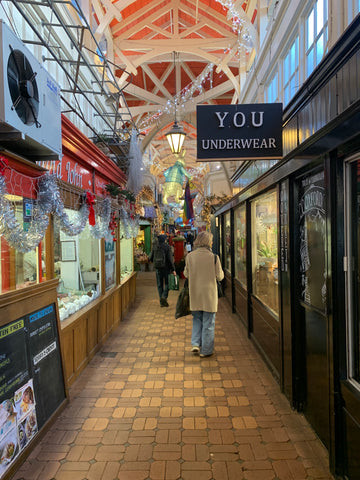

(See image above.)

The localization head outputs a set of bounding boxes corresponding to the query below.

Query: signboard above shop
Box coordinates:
[197,103,283,161]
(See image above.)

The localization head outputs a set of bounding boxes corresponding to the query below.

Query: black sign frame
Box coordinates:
[196,103,283,161]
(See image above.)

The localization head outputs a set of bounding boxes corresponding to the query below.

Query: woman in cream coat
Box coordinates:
[184,231,224,357]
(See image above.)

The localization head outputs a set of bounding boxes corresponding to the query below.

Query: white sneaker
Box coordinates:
[191,346,200,354]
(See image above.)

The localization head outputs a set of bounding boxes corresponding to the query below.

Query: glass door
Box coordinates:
[294,167,330,448]
[345,158,360,384]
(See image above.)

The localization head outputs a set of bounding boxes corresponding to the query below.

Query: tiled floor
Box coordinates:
[15,272,334,480]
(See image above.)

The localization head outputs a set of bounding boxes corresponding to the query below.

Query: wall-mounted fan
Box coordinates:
[0,20,61,158]
[7,47,40,127]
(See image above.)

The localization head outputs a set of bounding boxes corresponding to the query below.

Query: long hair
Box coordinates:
[193,231,213,249]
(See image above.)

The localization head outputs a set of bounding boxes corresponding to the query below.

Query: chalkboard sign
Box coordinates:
[0,320,30,404]
[298,170,327,311]
[27,304,66,429]
[0,304,65,478]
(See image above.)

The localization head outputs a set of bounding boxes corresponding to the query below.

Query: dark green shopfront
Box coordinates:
[213,15,360,480]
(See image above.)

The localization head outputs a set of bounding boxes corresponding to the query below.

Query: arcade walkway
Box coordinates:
[15,272,333,480]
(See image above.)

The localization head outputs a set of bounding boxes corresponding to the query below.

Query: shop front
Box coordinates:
[0,115,136,480]
[214,16,360,479]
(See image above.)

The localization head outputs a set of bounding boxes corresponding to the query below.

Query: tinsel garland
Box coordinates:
[39,174,89,237]
[0,175,50,253]
[119,206,140,239]
[89,196,112,239]
[0,172,114,253]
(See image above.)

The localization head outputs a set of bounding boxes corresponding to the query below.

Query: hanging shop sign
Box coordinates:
[36,159,92,190]
[196,103,283,161]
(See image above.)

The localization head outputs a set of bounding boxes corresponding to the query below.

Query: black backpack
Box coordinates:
[153,245,166,269]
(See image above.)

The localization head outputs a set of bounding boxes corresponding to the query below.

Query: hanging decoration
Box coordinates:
[105,183,121,197]
[162,152,192,205]
[108,212,118,242]
[0,162,119,253]
[214,0,254,51]
[201,194,232,227]
[90,196,112,239]
[39,174,89,237]
[127,129,143,195]
[182,181,194,224]
[86,191,96,226]
[139,64,214,130]
[136,185,154,203]
[118,204,139,239]
[0,170,50,253]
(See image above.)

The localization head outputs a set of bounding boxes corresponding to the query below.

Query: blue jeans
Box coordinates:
[156,268,169,300]
[191,311,216,356]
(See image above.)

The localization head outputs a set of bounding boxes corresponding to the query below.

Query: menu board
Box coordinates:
[0,304,66,478]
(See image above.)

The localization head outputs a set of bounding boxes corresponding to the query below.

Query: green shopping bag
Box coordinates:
[168,274,180,290]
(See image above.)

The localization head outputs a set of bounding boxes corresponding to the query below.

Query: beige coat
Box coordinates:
[184,247,224,313]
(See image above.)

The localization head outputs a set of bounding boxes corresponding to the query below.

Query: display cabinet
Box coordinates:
[54,210,101,321]
[120,233,134,280]
[251,190,279,315]
[234,204,246,286]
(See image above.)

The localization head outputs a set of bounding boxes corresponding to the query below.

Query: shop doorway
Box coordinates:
[342,157,360,477]
[293,167,330,448]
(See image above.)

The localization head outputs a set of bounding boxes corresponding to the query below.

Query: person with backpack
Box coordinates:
[149,234,176,307]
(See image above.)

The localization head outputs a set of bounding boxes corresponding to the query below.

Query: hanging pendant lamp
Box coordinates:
[165,52,186,154]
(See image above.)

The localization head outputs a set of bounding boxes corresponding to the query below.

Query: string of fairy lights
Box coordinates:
[138,63,215,131]
[138,0,254,181]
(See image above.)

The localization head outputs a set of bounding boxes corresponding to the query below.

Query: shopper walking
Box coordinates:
[184,231,224,357]
[149,234,176,307]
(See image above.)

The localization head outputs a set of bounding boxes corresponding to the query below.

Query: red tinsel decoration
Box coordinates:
[109,213,118,241]
[86,191,96,226]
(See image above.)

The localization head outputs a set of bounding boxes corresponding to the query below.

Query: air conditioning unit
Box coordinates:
[0,20,62,160]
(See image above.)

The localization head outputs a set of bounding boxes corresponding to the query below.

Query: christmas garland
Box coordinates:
[0,167,117,253]
[0,175,50,253]
[89,196,112,239]
[39,174,89,237]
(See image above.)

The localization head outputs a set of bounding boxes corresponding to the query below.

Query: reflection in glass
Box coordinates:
[298,170,326,311]
[234,205,246,286]
[225,212,231,272]
[105,230,116,290]
[251,190,279,315]
[0,196,46,293]
[120,227,134,280]
[348,160,360,381]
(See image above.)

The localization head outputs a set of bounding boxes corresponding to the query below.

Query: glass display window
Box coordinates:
[0,194,46,293]
[225,212,231,272]
[104,230,116,290]
[234,204,247,286]
[218,216,223,262]
[345,159,359,381]
[120,229,134,280]
[54,209,100,321]
[251,190,279,315]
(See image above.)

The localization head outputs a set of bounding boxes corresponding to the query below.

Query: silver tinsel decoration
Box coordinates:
[0,173,113,253]
[0,175,49,253]
[119,206,131,239]
[90,196,112,239]
[39,174,89,237]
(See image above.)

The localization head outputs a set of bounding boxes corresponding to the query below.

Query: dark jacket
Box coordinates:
[149,237,175,271]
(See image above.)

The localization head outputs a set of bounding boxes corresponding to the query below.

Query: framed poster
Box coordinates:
[61,241,76,262]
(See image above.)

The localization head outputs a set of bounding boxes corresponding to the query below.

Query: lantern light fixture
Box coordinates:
[165,52,186,154]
